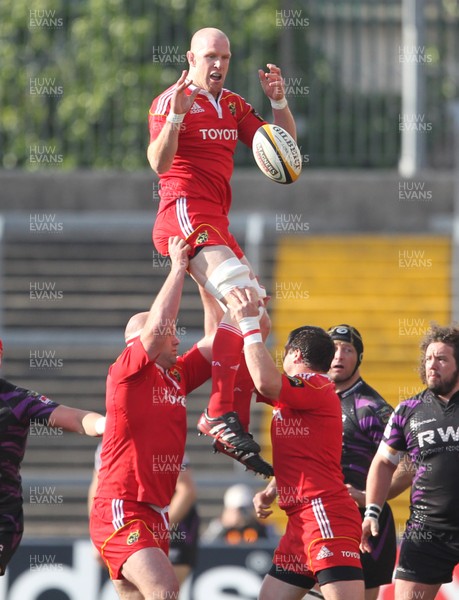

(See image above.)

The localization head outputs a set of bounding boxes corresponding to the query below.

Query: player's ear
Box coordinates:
[187,51,195,67]
[293,348,302,363]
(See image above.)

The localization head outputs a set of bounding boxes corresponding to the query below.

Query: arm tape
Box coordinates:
[364,503,382,520]
[377,441,403,465]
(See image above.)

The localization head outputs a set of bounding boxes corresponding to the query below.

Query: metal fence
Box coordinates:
[1,0,457,170]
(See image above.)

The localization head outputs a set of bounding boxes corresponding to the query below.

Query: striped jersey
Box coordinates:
[382,389,459,532]
[0,379,58,508]
[339,378,393,491]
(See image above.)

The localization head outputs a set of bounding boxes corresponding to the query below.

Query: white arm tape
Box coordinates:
[364,503,382,521]
[166,111,185,123]
[239,316,262,346]
[239,316,261,336]
[377,441,402,465]
[95,417,106,435]
[244,332,263,346]
[270,97,288,110]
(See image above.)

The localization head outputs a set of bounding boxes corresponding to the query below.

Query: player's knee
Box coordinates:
[145,581,179,600]
[204,257,266,300]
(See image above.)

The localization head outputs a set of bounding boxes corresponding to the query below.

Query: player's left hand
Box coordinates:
[258,63,285,101]
[168,236,191,271]
[346,483,366,507]
[226,287,259,321]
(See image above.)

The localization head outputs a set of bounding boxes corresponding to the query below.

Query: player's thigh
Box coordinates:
[189,244,236,283]
[239,253,257,278]
[121,546,179,598]
[320,579,364,600]
[259,574,309,600]
[112,578,144,600]
[364,587,379,600]
[394,580,441,600]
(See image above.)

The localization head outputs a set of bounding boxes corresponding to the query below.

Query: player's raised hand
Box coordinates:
[168,236,191,271]
[170,70,201,115]
[258,63,285,101]
[226,287,259,320]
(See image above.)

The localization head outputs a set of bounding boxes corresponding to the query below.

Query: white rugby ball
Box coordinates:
[252,124,302,184]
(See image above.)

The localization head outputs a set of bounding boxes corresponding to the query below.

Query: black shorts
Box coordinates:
[268,564,363,589]
[168,505,200,568]
[0,505,24,575]
[359,502,396,588]
[395,521,459,585]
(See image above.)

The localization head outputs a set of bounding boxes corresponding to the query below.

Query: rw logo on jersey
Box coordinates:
[418,425,459,447]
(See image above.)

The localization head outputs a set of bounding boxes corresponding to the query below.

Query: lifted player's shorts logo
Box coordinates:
[196,230,209,244]
[127,530,140,545]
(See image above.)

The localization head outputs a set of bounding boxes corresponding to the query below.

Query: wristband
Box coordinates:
[239,316,262,345]
[95,417,106,435]
[244,331,263,346]
[270,97,288,110]
[364,503,382,521]
[166,112,185,124]
[239,316,261,336]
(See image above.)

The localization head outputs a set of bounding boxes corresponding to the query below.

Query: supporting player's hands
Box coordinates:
[170,70,201,116]
[253,484,277,519]
[168,236,191,272]
[346,483,366,508]
[360,516,379,553]
[258,63,286,102]
[226,286,260,321]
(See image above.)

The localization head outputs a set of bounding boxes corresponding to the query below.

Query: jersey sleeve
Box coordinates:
[14,388,59,425]
[235,95,267,147]
[148,100,167,143]
[381,403,409,452]
[277,374,335,410]
[108,337,151,384]
[148,85,191,143]
[148,88,172,143]
[355,397,393,447]
[177,345,211,394]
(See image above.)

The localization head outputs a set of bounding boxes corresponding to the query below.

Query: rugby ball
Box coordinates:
[252,124,302,184]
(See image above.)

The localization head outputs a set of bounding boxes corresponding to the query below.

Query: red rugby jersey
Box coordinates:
[148,85,266,215]
[258,373,348,514]
[96,338,210,508]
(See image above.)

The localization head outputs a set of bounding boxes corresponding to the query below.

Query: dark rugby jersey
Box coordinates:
[340,378,393,491]
[382,389,459,532]
[0,378,58,508]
